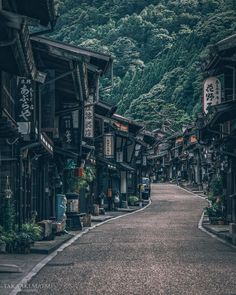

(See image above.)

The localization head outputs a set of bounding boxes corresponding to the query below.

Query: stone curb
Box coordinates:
[178,185,236,250]
[9,200,152,295]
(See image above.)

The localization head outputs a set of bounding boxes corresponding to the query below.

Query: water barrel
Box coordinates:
[55,194,67,221]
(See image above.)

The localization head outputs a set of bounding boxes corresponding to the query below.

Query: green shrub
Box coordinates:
[128,196,139,206]
[21,222,42,241]
[209,175,223,196]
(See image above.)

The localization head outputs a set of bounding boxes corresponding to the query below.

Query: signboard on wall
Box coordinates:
[61,114,74,146]
[203,77,221,114]
[84,104,94,138]
[116,151,123,163]
[104,133,114,158]
[17,77,34,134]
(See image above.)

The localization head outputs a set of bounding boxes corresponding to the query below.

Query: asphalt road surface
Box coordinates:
[20,184,236,295]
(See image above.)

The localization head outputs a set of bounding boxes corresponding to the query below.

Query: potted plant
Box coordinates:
[15,232,33,254]
[5,231,17,253]
[21,222,42,242]
[0,235,6,253]
[206,175,226,224]
[0,226,6,253]
[128,196,139,206]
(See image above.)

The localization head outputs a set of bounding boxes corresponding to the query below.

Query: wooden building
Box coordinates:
[200,34,236,224]
[0,0,57,227]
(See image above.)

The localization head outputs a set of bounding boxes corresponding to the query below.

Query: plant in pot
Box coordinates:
[128,196,139,206]
[207,175,226,224]
[0,226,6,253]
[14,222,42,254]
[0,235,7,253]
[15,232,33,254]
[5,231,17,253]
[21,222,42,242]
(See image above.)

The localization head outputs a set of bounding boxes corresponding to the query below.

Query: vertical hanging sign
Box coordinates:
[84,103,94,138]
[104,134,114,158]
[203,77,221,114]
[17,78,34,134]
[61,114,74,147]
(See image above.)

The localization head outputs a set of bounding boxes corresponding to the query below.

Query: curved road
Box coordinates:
[20,184,236,295]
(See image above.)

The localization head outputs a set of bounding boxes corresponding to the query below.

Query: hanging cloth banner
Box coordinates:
[203,77,221,114]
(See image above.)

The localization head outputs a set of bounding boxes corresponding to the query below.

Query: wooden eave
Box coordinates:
[94,101,117,117]
[0,10,38,79]
[216,34,236,52]
[112,114,143,134]
[203,34,236,72]
[31,41,83,104]
[4,0,56,27]
[208,100,236,127]
[30,36,113,75]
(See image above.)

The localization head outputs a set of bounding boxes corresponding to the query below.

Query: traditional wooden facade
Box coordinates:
[0,0,57,227]
[200,34,236,224]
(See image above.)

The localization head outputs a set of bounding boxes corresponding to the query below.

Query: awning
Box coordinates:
[21,133,53,157]
[208,100,236,127]
[117,162,135,172]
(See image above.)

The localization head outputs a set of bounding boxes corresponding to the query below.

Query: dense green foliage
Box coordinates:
[51,0,236,132]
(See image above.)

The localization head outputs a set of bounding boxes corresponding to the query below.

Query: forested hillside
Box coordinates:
[51,0,236,132]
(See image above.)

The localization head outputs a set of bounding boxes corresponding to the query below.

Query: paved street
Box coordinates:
[19,184,236,295]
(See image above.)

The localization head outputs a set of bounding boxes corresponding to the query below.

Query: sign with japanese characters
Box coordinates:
[17,78,34,135]
[116,151,123,163]
[61,114,74,146]
[203,77,221,114]
[84,104,94,138]
[104,134,114,158]
[17,78,34,122]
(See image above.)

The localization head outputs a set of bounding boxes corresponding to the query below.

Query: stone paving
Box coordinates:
[7,184,236,294]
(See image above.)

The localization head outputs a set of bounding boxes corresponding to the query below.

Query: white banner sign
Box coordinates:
[104,134,114,158]
[203,77,221,114]
[84,104,94,138]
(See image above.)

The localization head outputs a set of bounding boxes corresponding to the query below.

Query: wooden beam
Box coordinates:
[69,60,80,101]
[77,62,87,102]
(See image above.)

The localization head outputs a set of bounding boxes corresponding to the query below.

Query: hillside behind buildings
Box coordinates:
[51,0,236,133]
